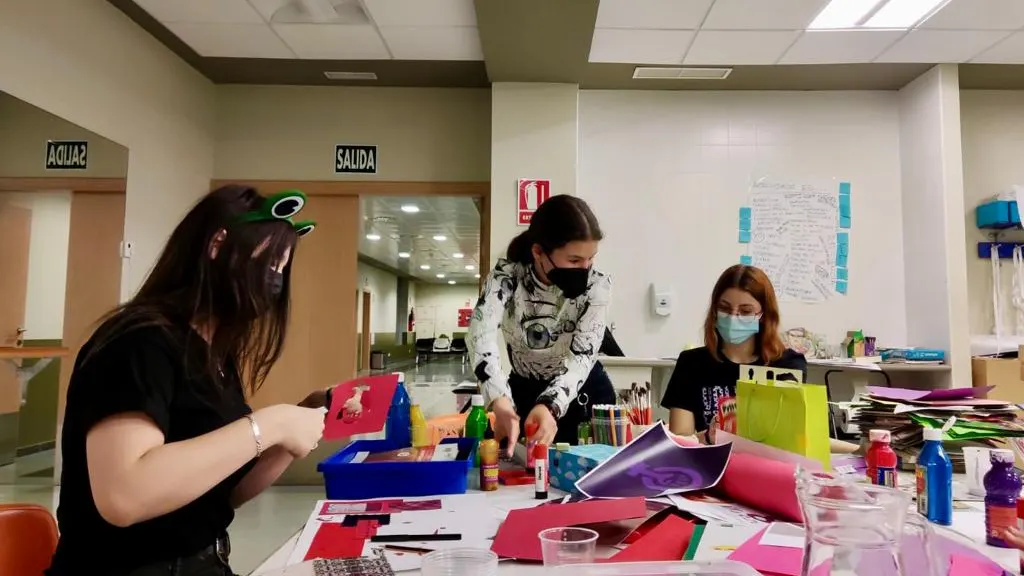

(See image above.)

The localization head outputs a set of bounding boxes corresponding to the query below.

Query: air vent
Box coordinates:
[324,71,378,81]
[632,67,733,80]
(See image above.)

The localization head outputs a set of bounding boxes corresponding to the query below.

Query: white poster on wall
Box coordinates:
[746,179,841,303]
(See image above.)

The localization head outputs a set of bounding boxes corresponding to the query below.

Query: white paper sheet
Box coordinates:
[748,180,840,303]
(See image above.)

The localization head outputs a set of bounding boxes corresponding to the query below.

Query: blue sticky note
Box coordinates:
[840,216,851,229]
[839,195,851,216]
[839,182,851,196]
[838,244,849,256]
[836,253,848,267]
[739,230,751,243]
[837,267,848,281]
[837,232,849,246]
[740,255,753,265]
[739,217,751,231]
[739,207,752,220]
[836,280,848,294]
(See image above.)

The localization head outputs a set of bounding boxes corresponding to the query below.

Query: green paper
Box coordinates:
[683,524,705,561]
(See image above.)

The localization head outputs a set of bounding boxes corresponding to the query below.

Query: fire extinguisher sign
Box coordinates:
[517,178,551,226]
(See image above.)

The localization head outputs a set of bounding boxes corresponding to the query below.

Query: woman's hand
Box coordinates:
[255,404,327,459]
[1003,527,1024,549]
[525,404,557,446]
[298,387,332,409]
[491,397,520,458]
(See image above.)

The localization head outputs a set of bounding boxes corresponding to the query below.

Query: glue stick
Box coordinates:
[533,442,549,500]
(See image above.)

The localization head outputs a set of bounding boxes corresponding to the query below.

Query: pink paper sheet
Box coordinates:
[727,527,801,576]
[717,452,802,522]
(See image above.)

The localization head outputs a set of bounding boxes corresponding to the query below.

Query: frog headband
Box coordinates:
[238,189,316,237]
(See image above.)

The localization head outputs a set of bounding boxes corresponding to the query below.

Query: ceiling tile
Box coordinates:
[874,30,1010,63]
[362,0,477,27]
[779,30,903,64]
[164,22,295,58]
[920,0,1024,31]
[595,0,713,30]
[684,30,801,65]
[972,32,1024,63]
[701,0,829,30]
[378,26,483,60]
[272,23,391,59]
[133,0,264,24]
[588,29,694,64]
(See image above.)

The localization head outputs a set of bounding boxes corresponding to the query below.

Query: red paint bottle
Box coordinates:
[866,429,897,488]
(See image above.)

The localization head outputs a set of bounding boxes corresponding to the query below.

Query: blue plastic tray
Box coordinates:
[317,437,477,500]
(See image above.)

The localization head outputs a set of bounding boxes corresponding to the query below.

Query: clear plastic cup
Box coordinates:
[420,548,498,576]
[539,527,599,566]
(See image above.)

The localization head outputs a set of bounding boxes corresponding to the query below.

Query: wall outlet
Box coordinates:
[120,241,134,259]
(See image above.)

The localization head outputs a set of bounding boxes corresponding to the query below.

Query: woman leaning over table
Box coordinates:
[47,186,334,576]
[661,264,808,442]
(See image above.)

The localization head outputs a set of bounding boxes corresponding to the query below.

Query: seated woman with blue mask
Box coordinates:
[661,265,807,442]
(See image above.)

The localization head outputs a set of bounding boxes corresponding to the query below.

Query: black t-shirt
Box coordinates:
[660,346,808,433]
[48,321,256,575]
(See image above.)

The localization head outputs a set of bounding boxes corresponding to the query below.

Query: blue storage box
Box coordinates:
[318,437,476,500]
[976,200,1020,229]
[549,444,618,494]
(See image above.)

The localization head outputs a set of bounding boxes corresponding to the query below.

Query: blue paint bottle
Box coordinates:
[916,427,953,526]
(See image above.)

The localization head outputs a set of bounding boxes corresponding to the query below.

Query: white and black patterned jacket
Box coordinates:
[467,258,612,418]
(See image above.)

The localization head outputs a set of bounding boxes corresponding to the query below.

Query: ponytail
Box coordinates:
[506,230,533,264]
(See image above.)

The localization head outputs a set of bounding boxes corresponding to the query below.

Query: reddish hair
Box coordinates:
[702,265,785,364]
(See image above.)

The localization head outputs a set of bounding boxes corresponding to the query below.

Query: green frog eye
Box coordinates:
[266,190,306,219]
[294,220,316,237]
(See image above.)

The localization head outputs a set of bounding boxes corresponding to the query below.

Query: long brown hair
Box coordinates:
[85,185,298,395]
[702,264,785,364]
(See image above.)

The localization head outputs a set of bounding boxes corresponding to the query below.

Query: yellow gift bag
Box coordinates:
[736,377,831,469]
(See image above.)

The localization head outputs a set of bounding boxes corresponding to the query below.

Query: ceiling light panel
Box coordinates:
[134,0,264,24]
[919,0,1024,30]
[863,0,948,28]
[594,0,713,30]
[808,0,885,29]
[272,23,391,59]
[702,0,831,30]
[362,0,477,27]
[589,29,694,64]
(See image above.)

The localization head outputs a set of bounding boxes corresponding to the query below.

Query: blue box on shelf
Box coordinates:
[976,200,1020,229]
[317,437,476,500]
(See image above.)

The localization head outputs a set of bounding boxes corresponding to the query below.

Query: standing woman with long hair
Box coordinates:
[48,186,328,576]
[468,195,615,455]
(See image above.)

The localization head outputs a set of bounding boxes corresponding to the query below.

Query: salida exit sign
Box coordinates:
[335,144,377,174]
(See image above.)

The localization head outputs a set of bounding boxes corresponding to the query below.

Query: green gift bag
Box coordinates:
[736,378,831,470]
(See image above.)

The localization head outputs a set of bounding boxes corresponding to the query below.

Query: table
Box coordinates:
[0,346,69,406]
[251,483,1020,575]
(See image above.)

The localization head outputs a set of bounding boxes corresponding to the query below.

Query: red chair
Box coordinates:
[0,503,58,576]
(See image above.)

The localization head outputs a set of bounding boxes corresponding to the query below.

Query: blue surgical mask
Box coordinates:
[716,312,761,344]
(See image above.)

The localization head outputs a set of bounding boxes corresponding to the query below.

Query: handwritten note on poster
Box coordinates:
[748,181,839,303]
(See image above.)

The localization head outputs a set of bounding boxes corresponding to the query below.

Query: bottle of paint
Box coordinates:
[866,429,897,488]
[384,375,411,449]
[984,448,1022,547]
[479,423,500,492]
[916,427,953,526]
[409,404,429,448]
[464,394,488,466]
[534,442,549,500]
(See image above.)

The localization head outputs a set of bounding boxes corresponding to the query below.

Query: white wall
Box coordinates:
[1,192,71,341]
[897,65,969,387]
[960,90,1024,336]
[412,283,479,338]
[579,90,907,359]
[0,0,216,301]
[357,262,399,335]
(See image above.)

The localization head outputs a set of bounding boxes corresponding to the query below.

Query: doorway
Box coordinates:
[360,290,372,371]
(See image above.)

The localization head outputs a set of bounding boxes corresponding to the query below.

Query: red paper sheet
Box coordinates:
[608,514,694,562]
[324,374,399,439]
[717,452,802,522]
[303,523,369,561]
[491,498,647,561]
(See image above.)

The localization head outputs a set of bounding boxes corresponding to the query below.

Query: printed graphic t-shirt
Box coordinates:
[659,346,808,433]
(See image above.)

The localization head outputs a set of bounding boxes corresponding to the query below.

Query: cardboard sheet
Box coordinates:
[325,374,400,439]
[607,514,694,562]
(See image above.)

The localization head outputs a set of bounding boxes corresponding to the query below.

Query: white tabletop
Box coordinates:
[252,484,1019,575]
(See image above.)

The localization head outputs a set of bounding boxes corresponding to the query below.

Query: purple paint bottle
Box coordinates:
[984,448,1022,547]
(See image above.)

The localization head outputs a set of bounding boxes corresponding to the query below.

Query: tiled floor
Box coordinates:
[0,357,474,575]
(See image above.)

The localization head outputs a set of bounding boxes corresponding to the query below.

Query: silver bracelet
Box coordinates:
[245,413,263,458]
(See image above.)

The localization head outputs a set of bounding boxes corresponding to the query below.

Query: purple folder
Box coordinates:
[867,386,995,402]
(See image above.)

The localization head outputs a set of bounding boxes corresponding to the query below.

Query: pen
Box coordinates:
[382,544,435,555]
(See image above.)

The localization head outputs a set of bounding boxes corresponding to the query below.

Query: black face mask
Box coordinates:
[267,269,284,298]
[545,256,590,299]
